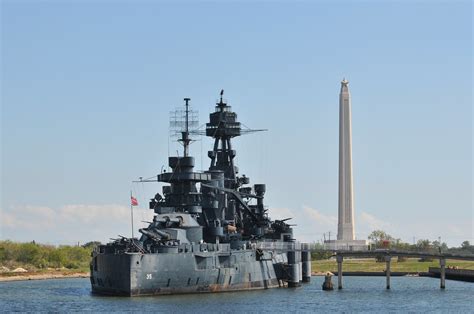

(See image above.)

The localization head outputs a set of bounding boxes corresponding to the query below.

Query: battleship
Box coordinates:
[90,91,311,296]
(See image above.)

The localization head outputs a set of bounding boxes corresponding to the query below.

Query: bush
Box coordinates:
[16,243,41,265]
[311,251,333,260]
[64,261,80,269]
[48,250,66,268]
[0,247,5,263]
[0,240,94,270]
[375,255,385,262]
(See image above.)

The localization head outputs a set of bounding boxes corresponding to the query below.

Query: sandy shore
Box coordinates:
[0,272,89,282]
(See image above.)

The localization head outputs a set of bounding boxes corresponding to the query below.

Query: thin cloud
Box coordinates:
[302,205,337,226]
[2,204,471,246]
[268,207,296,221]
[60,204,130,223]
[1,204,154,244]
[359,211,391,231]
[269,205,338,243]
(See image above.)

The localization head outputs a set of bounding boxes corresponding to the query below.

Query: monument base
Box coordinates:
[324,239,368,251]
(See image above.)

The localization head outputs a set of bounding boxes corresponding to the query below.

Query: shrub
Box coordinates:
[16,243,41,265]
[311,251,333,260]
[0,240,95,270]
[397,256,407,262]
[48,250,66,268]
[375,255,385,262]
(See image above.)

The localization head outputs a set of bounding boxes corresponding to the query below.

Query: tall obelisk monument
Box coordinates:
[337,78,355,241]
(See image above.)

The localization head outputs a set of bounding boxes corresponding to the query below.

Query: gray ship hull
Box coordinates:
[90,94,312,296]
[91,248,286,296]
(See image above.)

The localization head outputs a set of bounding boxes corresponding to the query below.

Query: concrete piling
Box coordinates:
[328,251,467,292]
[385,255,391,289]
[336,255,343,289]
[301,249,312,283]
[287,251,300,287]
[440,258,446,289]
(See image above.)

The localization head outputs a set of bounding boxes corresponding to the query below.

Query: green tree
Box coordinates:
[60,246,90,269]
[82,241,101,249]
[17,243,41,265]
[0,246,5,263]
[458,241,474,254]
[368,230,394,248]
[416,239,432,250]
[416,239,434,261]
[432,240,448,252]
[48,250,66,268]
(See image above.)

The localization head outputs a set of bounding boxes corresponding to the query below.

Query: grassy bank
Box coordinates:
[312,258,474,273]
[0,240,94,276]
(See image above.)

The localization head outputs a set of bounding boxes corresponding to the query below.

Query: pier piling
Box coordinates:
[385,255,391,289]
[336,255,343,289]
[329,250,474,291]
[440,258,446,289]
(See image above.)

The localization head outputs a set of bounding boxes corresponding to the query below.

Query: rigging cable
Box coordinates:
[140,180,146,227]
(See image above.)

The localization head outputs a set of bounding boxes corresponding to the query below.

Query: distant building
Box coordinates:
[326,79,367,251]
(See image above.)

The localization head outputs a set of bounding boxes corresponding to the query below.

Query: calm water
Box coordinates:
[1,276,472,312]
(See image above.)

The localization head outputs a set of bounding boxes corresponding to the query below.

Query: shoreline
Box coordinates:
[311,271,425,277]
[0,272,90,282]
[3,270,472,282]
[1,271,420,282]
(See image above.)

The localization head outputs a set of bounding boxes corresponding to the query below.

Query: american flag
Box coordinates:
[131,196,138,206]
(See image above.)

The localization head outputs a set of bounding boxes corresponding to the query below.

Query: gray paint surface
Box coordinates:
[91,93,310,296]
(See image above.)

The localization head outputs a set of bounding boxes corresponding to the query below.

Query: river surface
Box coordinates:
[1,276,472,312]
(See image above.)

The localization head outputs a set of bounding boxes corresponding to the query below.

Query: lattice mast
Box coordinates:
[170,98,199,157]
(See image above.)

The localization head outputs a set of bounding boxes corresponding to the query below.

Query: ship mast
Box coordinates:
[178,98,192,157]
[205,90,266,188]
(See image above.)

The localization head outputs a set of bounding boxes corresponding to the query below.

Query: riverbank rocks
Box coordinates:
[1,266,10,273]
[12,267,28,273]
[322,272,334,291]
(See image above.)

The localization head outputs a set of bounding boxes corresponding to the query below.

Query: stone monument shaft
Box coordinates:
[338,78,355,240]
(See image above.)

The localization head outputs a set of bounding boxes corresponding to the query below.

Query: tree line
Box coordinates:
[311,230,474,260]
[367,230,474,254]
[0,240,101,271]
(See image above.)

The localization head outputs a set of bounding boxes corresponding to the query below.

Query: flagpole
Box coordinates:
[130,190,134,239]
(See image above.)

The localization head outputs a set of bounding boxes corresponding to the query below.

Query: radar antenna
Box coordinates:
[169,98,199,157]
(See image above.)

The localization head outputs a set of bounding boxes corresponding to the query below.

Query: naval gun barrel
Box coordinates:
[156,218,181,224]
[139,228,171,241]
[154,229,171,239]
[201,183,260,223]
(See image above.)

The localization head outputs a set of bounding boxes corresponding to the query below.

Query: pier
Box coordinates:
[332,250,474,289]
[427,267,474,283]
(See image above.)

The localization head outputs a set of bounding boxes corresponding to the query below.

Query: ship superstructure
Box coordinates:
[90,92,311,296]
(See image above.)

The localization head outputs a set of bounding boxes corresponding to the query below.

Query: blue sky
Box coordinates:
[1,1,472,246]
